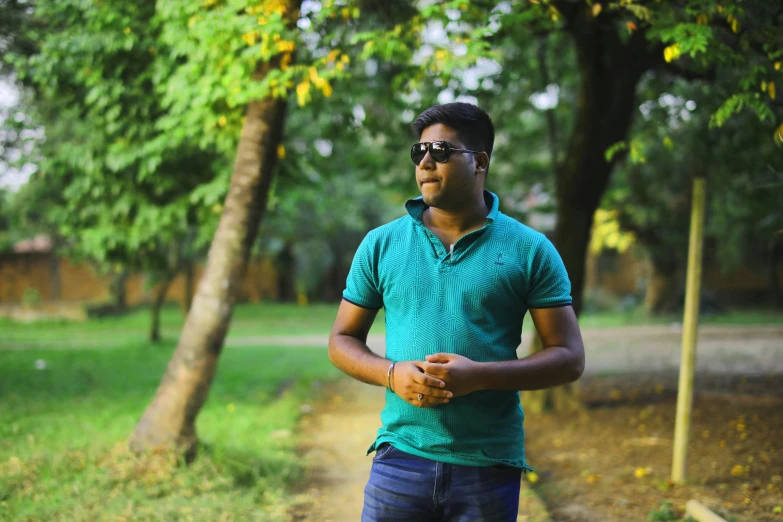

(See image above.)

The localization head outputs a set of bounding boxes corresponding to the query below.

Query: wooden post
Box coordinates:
[686,499,729,522]
[671,176,707,484]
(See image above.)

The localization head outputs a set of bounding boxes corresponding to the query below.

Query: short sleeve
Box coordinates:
[342,233,384,310]
[526,235,572,308]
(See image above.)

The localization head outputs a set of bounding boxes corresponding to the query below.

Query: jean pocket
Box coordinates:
[373,443,395,460]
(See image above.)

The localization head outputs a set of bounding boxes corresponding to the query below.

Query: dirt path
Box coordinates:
[289,379,552,522]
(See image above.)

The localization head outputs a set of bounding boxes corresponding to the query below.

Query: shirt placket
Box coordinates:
[418,222,492,270]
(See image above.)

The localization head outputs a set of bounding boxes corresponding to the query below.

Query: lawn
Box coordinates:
[1,303,362,349]
[2,302,779,350]
[0,342,343,521]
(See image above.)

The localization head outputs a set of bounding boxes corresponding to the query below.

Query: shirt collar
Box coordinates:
[405,190,500,223]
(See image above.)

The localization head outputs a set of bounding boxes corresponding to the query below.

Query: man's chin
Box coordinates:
[420,192,442,208]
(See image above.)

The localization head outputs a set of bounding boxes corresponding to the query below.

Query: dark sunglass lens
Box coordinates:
[430,141,449,162]
[411,144,426,164]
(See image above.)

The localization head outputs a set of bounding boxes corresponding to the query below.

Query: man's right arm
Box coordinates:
[328,299,387,386]
[328,299,452,407]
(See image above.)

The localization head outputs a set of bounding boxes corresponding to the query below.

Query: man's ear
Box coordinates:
[475,152,489,175]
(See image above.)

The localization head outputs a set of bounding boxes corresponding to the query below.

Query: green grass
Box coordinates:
[2,303,778,351]
[0,303,387,349]
[0,343,342,521]
[575,308,782,329]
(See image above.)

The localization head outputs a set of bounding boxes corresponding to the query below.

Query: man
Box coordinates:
[328,102,585,522]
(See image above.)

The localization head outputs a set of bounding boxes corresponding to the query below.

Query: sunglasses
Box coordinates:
[410,141,482,165]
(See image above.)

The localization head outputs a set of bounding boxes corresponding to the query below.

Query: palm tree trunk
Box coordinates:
[129,60,291,456]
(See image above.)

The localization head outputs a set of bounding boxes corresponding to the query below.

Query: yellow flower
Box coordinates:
[280,52,292,70]
[326,49,341,63]
[277,145,286,160]
[769,82,776,101]
[527,472,539,484]
[218,116,227,127]
[663,43,681,63]
[242,31,257,46]
[320,81,333,98]
[634,467,652,478]
[296,81,311,107]
[775,62,781,71]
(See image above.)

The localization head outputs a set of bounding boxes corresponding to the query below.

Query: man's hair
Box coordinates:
[412,102,495,162]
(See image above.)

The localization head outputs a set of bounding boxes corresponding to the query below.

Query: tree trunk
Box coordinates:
[276,240,296,302]
[644,256,680,315]
[525,10,657,412]
[770,236,782,309]
[110,269,129,311]
[129,48,294,456]
[181,262,195,315]
[150,273,175,344]
[49,255,61,301]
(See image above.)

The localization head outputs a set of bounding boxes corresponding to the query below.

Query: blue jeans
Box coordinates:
[362,444,523,522]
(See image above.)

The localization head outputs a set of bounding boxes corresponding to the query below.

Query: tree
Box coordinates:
[6,1,226,337]
[601,80,783,313]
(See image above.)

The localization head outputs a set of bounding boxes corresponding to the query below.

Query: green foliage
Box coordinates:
[603,74,783,284]
[3,0,782,309]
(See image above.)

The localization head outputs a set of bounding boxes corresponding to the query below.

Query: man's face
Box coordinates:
[415,123,485,210]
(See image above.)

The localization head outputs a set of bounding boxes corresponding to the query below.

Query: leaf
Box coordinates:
[774,123,783,146]
[604,141,627,162]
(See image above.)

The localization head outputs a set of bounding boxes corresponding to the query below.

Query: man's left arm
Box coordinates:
[424,305,584,395]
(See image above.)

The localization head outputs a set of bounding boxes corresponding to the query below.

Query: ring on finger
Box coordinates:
[417,393,423,401]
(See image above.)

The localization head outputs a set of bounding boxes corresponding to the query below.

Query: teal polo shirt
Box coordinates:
[342,190,572,470]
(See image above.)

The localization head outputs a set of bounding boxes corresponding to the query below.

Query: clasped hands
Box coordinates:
[390,353,481,408]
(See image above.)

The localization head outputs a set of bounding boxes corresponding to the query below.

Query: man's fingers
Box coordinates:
[412,383,452,399]
[425,353,450,363]
[413,371,446,389]
[406,393,449,408]
[420,362,446,377]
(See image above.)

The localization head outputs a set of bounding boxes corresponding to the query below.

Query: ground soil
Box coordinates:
[526,379,783,522]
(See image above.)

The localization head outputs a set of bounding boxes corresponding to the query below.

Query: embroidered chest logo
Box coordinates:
[494,253,504,266]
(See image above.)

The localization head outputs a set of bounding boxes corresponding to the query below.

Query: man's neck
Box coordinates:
[423,193,489,234]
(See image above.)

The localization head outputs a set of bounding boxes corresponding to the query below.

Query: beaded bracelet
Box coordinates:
[386,362,396,393]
